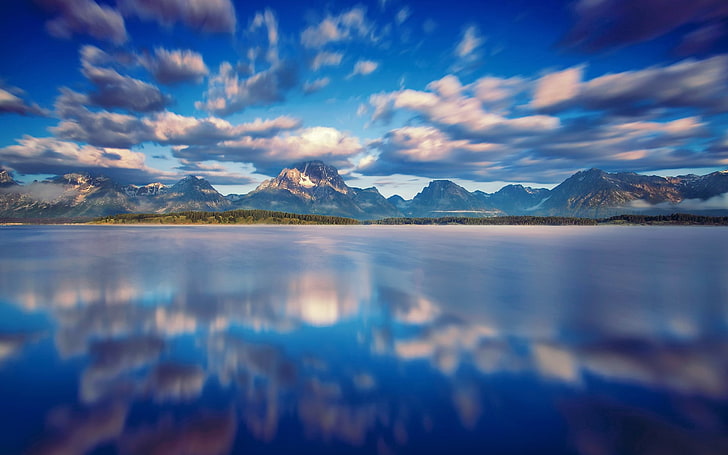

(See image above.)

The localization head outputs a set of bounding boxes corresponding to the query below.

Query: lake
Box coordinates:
[0,225,726,454]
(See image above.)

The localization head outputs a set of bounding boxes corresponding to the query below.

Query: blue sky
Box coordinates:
[1,0,727,197]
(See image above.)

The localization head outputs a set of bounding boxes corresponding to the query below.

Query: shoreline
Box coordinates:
[3,211,728,227]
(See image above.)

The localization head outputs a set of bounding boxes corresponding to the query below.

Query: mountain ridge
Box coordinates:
[2,163,728,220]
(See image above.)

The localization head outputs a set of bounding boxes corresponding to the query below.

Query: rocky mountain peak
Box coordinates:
[417,180,471,198]
[124,182,168,197]
[0,169,19,187]
[167,175,223,203]
[256,160,350,196]
[170,175,214,191]
[407,179,489,216]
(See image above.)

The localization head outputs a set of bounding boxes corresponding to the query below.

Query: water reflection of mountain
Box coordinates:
[0,226,726,454]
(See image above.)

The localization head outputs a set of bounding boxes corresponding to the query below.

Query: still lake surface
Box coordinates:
[0,225,727,454]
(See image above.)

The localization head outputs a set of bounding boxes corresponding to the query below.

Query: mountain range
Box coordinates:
[1,161,728,220]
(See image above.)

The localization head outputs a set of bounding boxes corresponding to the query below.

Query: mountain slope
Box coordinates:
[0,172,231,219]
[485,185,551,215]
[0,169,19,187]
[158,176,231,212]
[538,169,686,217]
[232,161,402,220]
[404,180,501,217]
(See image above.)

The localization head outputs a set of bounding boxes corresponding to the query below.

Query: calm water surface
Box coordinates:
[0,225,727,454]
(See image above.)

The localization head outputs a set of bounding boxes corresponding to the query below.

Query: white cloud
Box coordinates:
[249,8,280,64]
[396,7,411,25]
[195,61,297,116]
[348,60,379,78]
[0,87,47,116]
[472,76,527,110]
[310,51,344,71]
[533,56,728,114]
[119,0,236,33]
[52,95,151,148]
[456,25,484,58]
[52,84,301,149]
[80,46,169,112]
[0,135,161,180]
[147,112,301,144]
[300,6,373,48]
[532,67,583,110]
[303,77,331,94]
[141,48,209,85]
[173,127,364,175]
[40,0,127,44]
[564,0,728,53]
[370,75,560,140]
[427,75,463,98]
[361,71,723,181]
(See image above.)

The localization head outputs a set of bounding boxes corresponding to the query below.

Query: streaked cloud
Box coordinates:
[300,6,374,48]
[396,7,411,25]
[173,126,364,175]
[0,87,48,116]
[310,51,344,71]
[195,61,297,116]
[532,67,583,110]
[52,85,301,149]
[455,25,484,58]
[348,59,379,78]
[140,48,209,85]
[37,0,127,44]
[80,46,170,113]
[0,135,165,182]
[249,8,280,64]
[119,0,237,33]
[452,24,485,71]
[533,56,728,114]
[563,0,728,53]
[303,77,331,94]
[148,112,302,145]
[370,75,560,141]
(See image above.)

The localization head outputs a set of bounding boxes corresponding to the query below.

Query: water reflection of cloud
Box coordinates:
[298,398,382,446]
[285,272,367,327]
[577,338,728,398]
[30,402,128,455]
[2,226,727,453]
[81,336,165,403]
[0,332,41,365]
[145,362,207,402]
[452,383,482,430]
[119,411,237,455]
[392,317,497,374]
[563,399,728,455]
[208,335,297,388]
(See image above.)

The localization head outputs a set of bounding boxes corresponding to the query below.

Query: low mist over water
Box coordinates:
[1,225,726,454]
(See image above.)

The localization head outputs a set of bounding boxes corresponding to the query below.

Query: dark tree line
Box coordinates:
[600,213,728,225]
[90,211,728,226]
[93,209,359,225]
[368,216,599,225]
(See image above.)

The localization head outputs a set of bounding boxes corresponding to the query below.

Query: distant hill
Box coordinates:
[2,162,728,220]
